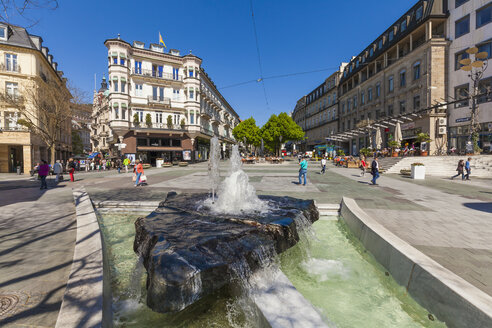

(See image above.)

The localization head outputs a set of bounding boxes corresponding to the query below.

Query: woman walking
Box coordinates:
[38,160,50,190]
[134,160,144,187]
[299,156,308,186]
[360,156,367,177]
[451,159,465,180]
[68,158,76,182]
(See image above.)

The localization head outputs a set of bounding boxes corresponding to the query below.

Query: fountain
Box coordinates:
[133,139,319,314]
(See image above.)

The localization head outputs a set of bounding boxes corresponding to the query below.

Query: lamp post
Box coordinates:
[459,46,489,153]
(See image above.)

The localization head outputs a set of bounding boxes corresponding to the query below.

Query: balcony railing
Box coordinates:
[148,96,171,105]
[133,122,186,130]
[200,126,214,137]
[132,68,183,81]
[0,64,21,73]
[1,125,26,132]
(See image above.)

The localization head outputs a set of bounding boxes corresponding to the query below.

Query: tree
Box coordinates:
[232,117,261,153]
[180,118,186,129]
[261,113,304,156]
[71,130,83,155]
[0,76,73,165]
[1,0,59,26]
[145,113,152,127]
[133,113,139,126]
[167,115,173,129]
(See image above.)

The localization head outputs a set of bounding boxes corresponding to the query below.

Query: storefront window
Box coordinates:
[172,139,182,147]
[161,138,171,146]
[150,138,160,147]
[137,138,147,146]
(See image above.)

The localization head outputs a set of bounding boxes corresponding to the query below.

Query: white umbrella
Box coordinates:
[394,122,402,145]
[375,128,382,150]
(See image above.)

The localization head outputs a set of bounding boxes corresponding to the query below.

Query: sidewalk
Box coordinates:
[0,183,76,327]
[330,166,492,297]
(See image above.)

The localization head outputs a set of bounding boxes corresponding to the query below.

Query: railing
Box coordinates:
[132,68,183,81]
[0,63,21,73]
[133,122,186,130]
[147,96,171,105]
[200,126,214,136]
[1,125,26,131]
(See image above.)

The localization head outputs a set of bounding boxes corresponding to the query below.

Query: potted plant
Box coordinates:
[162,162,173,167]
[359,147,372,158]
[145,113,152,127]
[411,162,426,179]
[416,133,431,156]
[387,140,400,157]
[180,118,186,129]
[167,115,173,129]
[133,113,140,127]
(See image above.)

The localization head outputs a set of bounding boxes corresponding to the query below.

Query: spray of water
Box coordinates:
[206,144,268,214]
[208,136,221,202]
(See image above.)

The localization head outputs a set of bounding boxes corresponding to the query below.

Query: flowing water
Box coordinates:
[280,218,446,328]
[208,136,221,202]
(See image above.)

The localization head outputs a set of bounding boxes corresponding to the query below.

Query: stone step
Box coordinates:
[316,203,340,210]
[319,215,339,221]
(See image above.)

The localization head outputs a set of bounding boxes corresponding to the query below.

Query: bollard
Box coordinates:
[17,166,21,175]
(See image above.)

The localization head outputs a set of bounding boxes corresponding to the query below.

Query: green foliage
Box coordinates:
[337,149,345,156]
[472,132,482,153]
[16,118,32,128]
[167,115,173,128]
[416,132,431,143]
[232,117,261,147]
[71,131,84,155]
[260,113,304,154]
[359,147,372,157]
[145,113,152,127]
[133,113,139,125]
[180,118,186,128]
[387,140,400,149]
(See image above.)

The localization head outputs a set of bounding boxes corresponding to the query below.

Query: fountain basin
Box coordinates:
[133,192,318,314]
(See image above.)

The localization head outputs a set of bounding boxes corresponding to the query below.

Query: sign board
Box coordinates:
[183,150,191,161]
[466,141,473,153]
[401,122,415,130]
[456,117,471,123]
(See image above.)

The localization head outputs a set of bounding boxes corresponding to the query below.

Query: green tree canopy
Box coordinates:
[261,113,304,154]
[71,131,83,155]
[232,117,261,147]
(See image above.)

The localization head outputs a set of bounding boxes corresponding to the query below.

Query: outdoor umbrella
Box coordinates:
[375,128,382,150]
[394,122,403,145]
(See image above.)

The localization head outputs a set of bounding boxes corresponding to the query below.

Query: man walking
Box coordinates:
[53,160,63,183]
[451,159,464,180]
[123,157,130,173]
[464,157,472,180]
[299,156,308,186]
[371,156,380,185]
[38,160,50,190]
[320,157,327,174]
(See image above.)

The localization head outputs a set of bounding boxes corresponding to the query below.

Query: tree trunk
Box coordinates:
[50,144,56,166]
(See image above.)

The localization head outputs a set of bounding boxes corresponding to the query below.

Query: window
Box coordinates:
[121,81,126,93]
[113,57,118,65]
[369,48,374,57]
[376,83,381,97]
[189,68,194,77]
[135,61,142,74]
[120,58,125,66]
[361,92,365,105]
[388,105,393,116]
[368,88,373,101]
[5,82,18,98]
[122,107,126,120]
[477,4,492,29]
[156,112,163,123]
[478,77,492,104]
[389,30,394,42]
[455,50,469,70]
[135,84,143,96]
[114,79,118,92]
[332,109,336,119]
[189,89,194,99]
[158,65,163,78]
[455,0,469,8]
[137,138,147,146]
[114,105,119,119]
[152,86,164,101]
[353,96,357,108]
[5,111,19,130]
[190,111,195,124]
[0,26,6,40]
[341,103,345,114]
[139,111,144,122]
[454,84,469,108]
[5,54,17,72]
[333,92,337,104]
[400,70,406,87]
[173,67,179,80]
[413,62,421,80]
[413,95,420,110]
[399,100,406,113]
[347,99,351,111]
[416,6,423,20]
[378,39,383,49]
[400,20,407,32]
[388,76,394,92]
[173,88,180,100]
[478,41,492,59]
[455,15,470,38]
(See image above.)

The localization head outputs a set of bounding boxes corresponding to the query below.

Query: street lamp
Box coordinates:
[459,46,489,153]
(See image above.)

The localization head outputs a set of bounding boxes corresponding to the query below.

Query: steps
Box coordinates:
[385,155,492,177]
[316,203,340,217]
[377,157,405,172]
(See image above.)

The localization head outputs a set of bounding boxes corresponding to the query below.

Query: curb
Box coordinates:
[55,188,104,328]
[340,196,492,328]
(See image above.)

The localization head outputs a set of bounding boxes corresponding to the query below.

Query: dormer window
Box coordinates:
[378,39,383,49]
[416,6,423,20]
[400,19,407,32]
[369,48,374,57]
[389,30,394,42]
[0,26,7,40]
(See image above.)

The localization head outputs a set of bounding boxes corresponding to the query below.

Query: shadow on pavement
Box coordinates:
[0,179,68,207]
[463,202,492,213]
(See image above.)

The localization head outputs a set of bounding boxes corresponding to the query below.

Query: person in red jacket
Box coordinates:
[134,160,144,187]
[68,158,76,182]
[38,160,50,190]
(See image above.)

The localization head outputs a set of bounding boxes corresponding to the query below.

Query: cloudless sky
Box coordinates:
[15,0,415,125]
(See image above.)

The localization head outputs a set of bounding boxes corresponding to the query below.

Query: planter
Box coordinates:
[178,162,189,167]
[420,150,428,156]
[392,152,398,157]
[411,165,426,180]
[156,159,164,168]
[162,162,173,167]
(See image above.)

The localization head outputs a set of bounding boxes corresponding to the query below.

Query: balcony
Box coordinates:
[200,126,214,137]
[132,68,183,81]
[133,122,186,131]
[200,111,212,119]
[148,96,171,106]
[0,64,21,73]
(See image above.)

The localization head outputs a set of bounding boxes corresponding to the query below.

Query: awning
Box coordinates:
[111,52,118,57]
[88,152,100,159]
[120,53,126,59]
[121,103,127,109]
[137,146,184,151]
[120,77,127,82]
[112,103,119,108]
[112,76,118,81]
[314,145,327,150]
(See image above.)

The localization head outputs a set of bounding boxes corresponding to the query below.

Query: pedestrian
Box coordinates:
[451,159,464,180]
[38,160,50,190]
[123,157,130,173]
[53,160,63,182]
[68,158,76,182]
[298,156,308,186]
[116,159,122,174]
[370,156,380,185]
[134,159,144,187]
[320,157,327,174]
[464,157,472,180]
[298,154,302,163]
[360,156,367,177]
[90,160,95,171]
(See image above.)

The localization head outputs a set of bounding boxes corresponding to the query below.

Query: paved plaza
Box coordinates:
[0,160,491,327]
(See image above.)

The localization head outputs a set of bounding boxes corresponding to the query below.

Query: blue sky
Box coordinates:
[19,0,414,125]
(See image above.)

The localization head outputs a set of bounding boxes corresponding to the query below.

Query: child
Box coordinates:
[360,156,367,177]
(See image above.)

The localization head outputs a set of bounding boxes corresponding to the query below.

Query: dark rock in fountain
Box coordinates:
[134,192,319,314]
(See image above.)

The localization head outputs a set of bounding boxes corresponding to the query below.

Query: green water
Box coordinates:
[280,219,446,328]
[98,212,445,328]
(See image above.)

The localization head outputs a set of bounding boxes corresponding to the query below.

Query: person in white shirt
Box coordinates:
[53,160,63,182]
[320,157,327,174]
